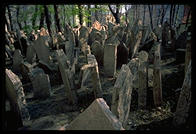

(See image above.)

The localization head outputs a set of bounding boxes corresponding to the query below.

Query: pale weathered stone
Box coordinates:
[131,31,143,59]
[111,65,133,127]
[13,49,24,72]
[33,36,51,65]
[138,51,149,109]
[173,60,191,126]
[104,44,117,77]
[127,58,139,89]
[56,49,76,104]
[153,43,162,107]
[91,41,104,66]
[66,98,124,130]
[6,69,30,121]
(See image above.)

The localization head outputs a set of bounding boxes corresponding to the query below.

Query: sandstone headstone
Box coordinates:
[131,31,143,59]
[111,65,133,127]
[66,98,124,130]
[138,51,149,109]
[173,60,191,126]
[13,49,24,73]
[153,43,162,107]
[6,69,30,121]
[104,44,117,77]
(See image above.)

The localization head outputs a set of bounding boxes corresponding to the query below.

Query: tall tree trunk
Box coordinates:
[44,5,52,37]
[148,5,154,30]
[125,5,128,24]
[186,7,191,28]
[174,5,180,26]
[88,5,91,27]
[95,5,99,22]
[169,5,173,28]
[71,5,75,27]
[32,5,38,29]
[108,4,120,24]
[78,5,83,26]
[5,11,11,32]
[7,5,14,31]
[39,6,45,30]
[16,6,22,30]
[143,5,146,26]
[54,5,61,33]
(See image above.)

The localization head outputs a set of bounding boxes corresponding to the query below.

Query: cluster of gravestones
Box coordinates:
[5,19,191,130]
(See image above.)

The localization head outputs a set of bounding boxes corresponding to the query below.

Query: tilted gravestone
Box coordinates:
[104,44,117,77]
[138,51,149,109]
[185,32,191,74]
[26,44,36,64]
[6,69,30,122]
[153,43,162,107]
[127,58,139,89]
[13,49,24,73]
[173,60,191,126]
[111,65,133,128]
[131,31,143,59]
[56,49,77,104]
[29,68,51,99]
[66,98,124,130]
[91,41,104,66]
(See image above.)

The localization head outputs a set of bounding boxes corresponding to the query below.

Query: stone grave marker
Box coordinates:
[173,60,191,126]
[111,65,133,127]
[6,69,30,122]
[104,44,117,77]
[66,98,124,130]
[91,40,104,66]
[153,43,162,107]
[13,49,24,73]
[26,44,36,64]
[138,51,149,109]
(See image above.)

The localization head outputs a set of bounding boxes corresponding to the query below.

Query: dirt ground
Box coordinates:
[21,55,187,130]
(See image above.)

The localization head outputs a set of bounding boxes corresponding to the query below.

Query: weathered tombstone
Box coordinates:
[117,42,129,68]
[5,69,30,123]
[87,54,103,98]
[153,25,162,42]
[20,62,34,82]
[104,44,117,77]
[66,98,124,130]
[26,44,36,64]
[13,49,24,73]
[173,60,191,126]
[33,36,51,65]
[138,51,149,109]
[111,65,133,127]
[127,58,139,89]
[153,43,162,107]
[31,72,52,99]
[185,32,191,74]
[131,31,143,59]
[56,50,77,104]
[91,41,104,66]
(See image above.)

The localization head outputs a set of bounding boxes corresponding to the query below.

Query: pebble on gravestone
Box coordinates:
[138,51,149,109]
[66,98,124,130]
[104,44,117,77]
[173,60,191,126]
[6,69,30,121]
[13,49,24,73]
[111,65,133,128]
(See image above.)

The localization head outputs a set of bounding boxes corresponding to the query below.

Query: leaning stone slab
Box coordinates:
[104,44,117,77]
[26,44,36,64]
[13,49,24,73]
[66,98,124,130]
[138,51,149,109]
[6,69,30,121]
[173,60,191,126]
[111,65,133,128]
